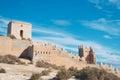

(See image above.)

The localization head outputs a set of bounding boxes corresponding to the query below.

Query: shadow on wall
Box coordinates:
[19,45,34,61]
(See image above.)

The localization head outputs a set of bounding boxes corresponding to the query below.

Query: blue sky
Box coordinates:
[0,0,120,69]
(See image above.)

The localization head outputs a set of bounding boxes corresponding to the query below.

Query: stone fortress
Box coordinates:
[0,21,119,76]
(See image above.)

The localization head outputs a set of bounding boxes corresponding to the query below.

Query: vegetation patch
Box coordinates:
[55,66,120,80]
[30,69,51,80]
[0,55,24,64]
[30,73,41,80]
[0,68,6,73]
[74,67,120,80]
[8,34,16,39]
[68,67,78,76]
[40,69,51,76]
[36,60,65,70]
[56,68,73,80]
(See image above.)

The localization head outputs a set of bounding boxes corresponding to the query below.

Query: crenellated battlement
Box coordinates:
[99,62,120,76]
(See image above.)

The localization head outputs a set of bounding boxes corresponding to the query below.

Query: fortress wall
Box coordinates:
[0,36,31,57]
[33,51,88,69]
[33,44,88,69]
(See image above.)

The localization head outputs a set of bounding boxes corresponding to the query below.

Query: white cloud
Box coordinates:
[51,20,71,26]
[109,0,120,9]
[0,16,10,25]
[89,0,120,9]
[89,0,100,5]
[32,27,67,37]
[80,18,120,36]
[104,35,112,39]
[0,17,11,35]
[89,0,103,9]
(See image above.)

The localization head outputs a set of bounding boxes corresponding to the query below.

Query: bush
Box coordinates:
[74,67,120,80]
[40,69,51,76]
[36,61,65,70]
[0,68,6,73]
[56,68,73,80]
[30,69,51,80]
[8,34,16,39]
[30,73,41,80]
[68,67,78,76]
[0,55,22,64]
[36,61,50,68]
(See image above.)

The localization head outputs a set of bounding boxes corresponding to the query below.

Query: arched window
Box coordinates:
[20,30,23,38]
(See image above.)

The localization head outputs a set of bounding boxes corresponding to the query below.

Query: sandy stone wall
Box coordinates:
[32,42,91,69]
[0,36,32,57]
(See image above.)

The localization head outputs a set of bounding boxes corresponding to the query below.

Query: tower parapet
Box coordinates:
[78,45,96,64]
[7,21,32,40]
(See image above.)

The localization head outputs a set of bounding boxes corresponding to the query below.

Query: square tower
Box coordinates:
[7,21,32,39]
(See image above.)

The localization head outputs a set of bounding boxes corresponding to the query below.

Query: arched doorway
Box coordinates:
[20,30,23,38]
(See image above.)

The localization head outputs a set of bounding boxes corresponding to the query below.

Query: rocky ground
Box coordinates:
[0,63,76,80]
[0,63,54,80]
[0,63,119,80]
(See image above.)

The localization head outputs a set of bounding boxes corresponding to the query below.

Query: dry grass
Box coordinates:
[36,60,65,70]
[56,68,73,80]
[0,68,6,73]
[30,69,51,80]
[74,67,120,80]
[30,73,41,80]
[0,55,25,65]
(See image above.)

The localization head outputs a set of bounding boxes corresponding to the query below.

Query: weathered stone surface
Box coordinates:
[7,21,32,40]
[78,46,96,64]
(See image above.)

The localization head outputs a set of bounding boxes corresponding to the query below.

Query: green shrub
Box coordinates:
[0,68,6,73]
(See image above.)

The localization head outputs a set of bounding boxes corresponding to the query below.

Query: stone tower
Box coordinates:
[7,21,32,39]
[78,45,96,64]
